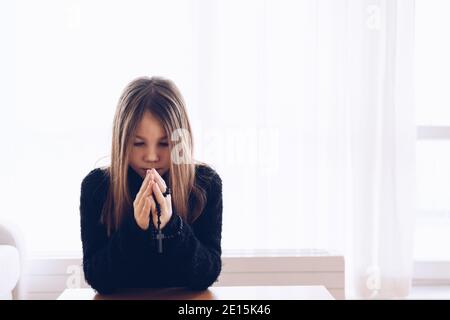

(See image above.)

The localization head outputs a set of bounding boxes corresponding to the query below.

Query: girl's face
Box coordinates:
[128,111,171,179]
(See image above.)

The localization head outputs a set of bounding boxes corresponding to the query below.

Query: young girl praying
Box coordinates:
[79,76,223,294]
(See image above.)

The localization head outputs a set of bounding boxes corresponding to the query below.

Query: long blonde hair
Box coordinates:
[101,76,207,235]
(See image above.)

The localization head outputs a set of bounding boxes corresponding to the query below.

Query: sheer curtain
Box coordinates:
[193,0,416,298]
[0,0,415,298]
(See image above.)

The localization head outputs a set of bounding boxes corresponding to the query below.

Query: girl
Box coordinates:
[79,76,223,294]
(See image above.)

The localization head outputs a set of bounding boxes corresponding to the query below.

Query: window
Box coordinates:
[414,0,450,261]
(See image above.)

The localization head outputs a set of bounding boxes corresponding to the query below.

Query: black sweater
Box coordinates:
[79,164,223,294]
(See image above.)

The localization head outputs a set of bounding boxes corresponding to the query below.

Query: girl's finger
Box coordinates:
[149,197,157,227]
[151,168,168,195]
[136,171,152,202]
[150,196,156,215]
[136,180,154,213]
[152,182,167,212]
[141,196,151,217]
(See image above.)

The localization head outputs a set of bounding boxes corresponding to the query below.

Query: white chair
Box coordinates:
[0,221,25,300]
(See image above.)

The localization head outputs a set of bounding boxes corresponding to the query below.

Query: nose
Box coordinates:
[143,146,159,163]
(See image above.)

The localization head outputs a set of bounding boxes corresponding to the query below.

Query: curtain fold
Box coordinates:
[194,0,416,298]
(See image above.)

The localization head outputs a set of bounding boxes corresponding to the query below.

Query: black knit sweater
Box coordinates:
[79,164,223,294]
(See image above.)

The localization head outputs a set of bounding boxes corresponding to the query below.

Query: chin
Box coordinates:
[137,167,168,177]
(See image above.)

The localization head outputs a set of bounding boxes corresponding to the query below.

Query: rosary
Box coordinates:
[155,186,171,254]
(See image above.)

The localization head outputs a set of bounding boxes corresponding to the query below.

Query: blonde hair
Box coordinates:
[101,76,207,235]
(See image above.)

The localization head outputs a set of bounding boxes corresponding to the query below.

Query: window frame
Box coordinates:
[414,125,450,283]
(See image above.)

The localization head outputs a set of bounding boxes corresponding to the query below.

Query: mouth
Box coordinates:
[143,168,161,172]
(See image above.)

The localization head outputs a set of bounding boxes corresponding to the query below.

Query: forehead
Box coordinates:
[134,111,167,139]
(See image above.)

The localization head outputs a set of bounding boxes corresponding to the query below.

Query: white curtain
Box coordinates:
[0,0,415,298]
[194,0,416,298]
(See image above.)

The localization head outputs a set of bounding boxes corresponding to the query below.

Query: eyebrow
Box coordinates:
[135,134,168,140]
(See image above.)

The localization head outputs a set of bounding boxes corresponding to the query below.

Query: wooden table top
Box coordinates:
[58,285,334,300]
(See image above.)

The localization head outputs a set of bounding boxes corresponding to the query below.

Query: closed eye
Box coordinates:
[133,142,168,147]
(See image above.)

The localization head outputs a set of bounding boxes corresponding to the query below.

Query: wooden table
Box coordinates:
[58,285,334,300]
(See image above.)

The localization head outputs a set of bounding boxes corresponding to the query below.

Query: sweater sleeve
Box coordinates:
[79,169,157,294]
[161,171,223,290]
